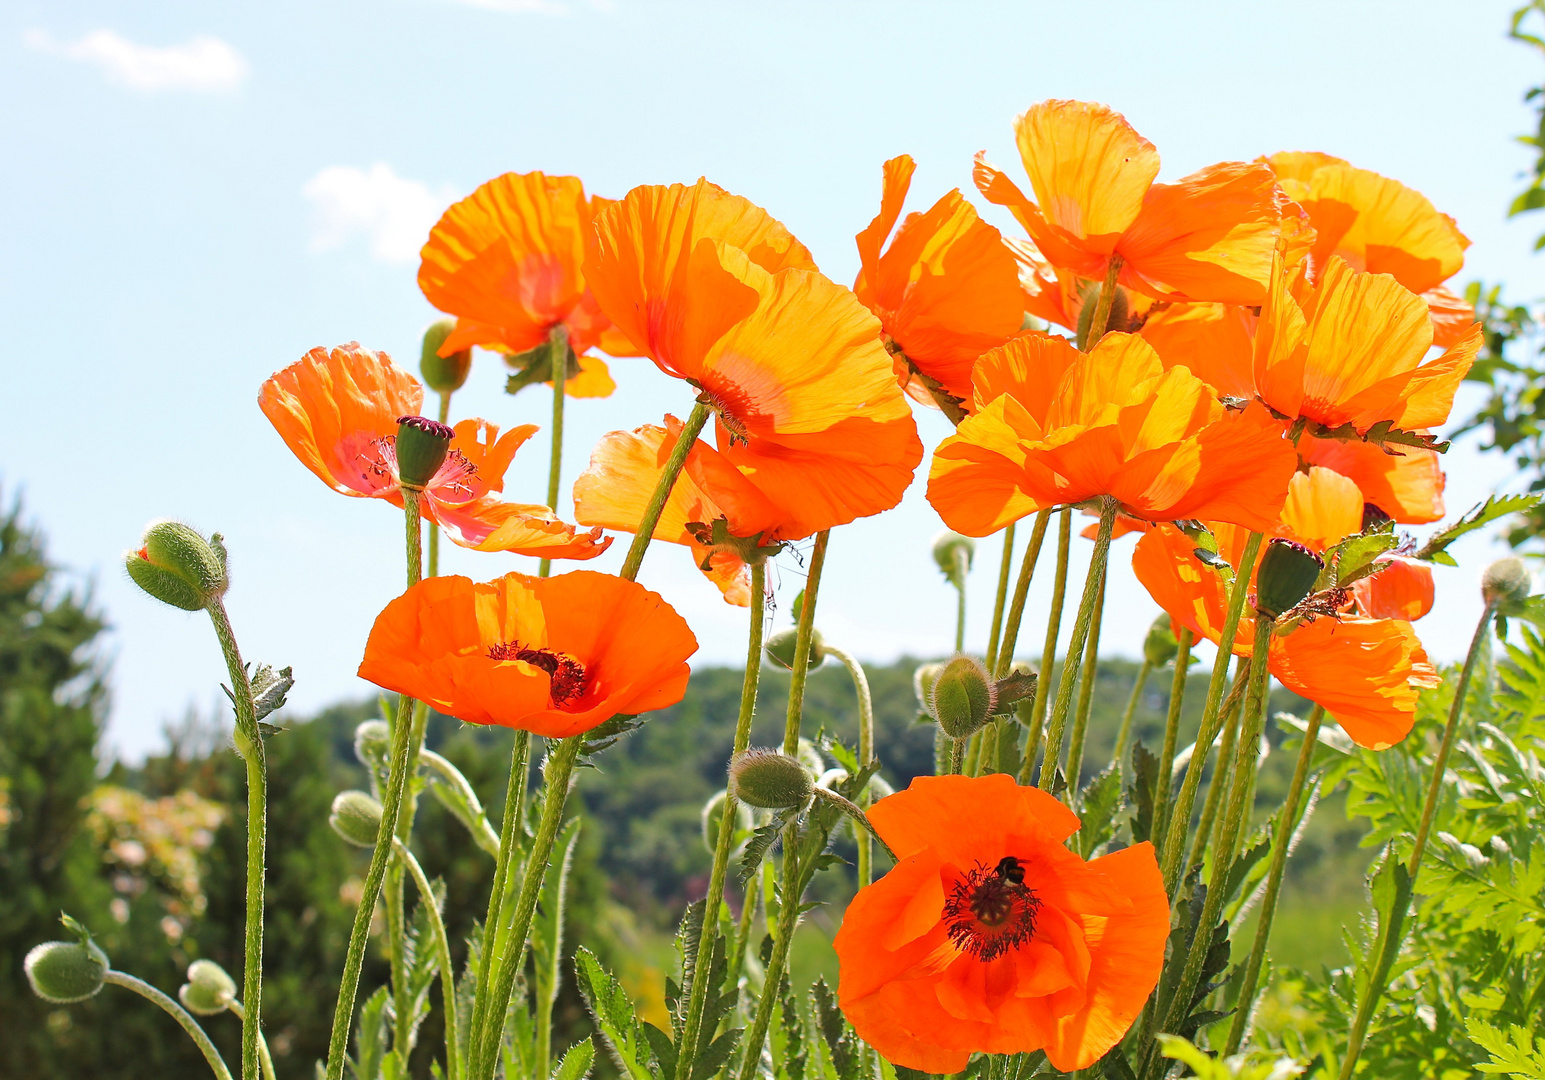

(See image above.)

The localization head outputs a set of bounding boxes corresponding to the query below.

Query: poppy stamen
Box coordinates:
[943,856,1040,961]
[430,449,479,500]
[487,641,589,706]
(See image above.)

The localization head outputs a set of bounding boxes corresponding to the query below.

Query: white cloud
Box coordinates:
[303,164,459,265]
[24,29,248,92]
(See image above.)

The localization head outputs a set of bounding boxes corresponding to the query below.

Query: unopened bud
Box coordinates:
[932,531,975,589]
[25,939,108,1004]
[395,416,454,490]
[765,628,826,671]
[1143,615,1179,667]
[795,737,825,777]
[914,662,944,711]
[329,790,383,847]
[729,749,815,809]
[930,656,996,738]
[353,720,390,770]
[1483,556,1532,610]
[420,318,472,394]
[1255,539,1323,620]
[701,789,753,854]
[125,520,229,612]
[179,959,237,1015]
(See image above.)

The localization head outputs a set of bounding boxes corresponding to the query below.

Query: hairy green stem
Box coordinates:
[1186,665,1249,879]
[619,401,712,581]
[1149,628,1193,852]
[1019,508,1071,781]
[782,531,831,754]
[996,509,1052,680]
[1079,256,1124,350]
[394,839,461,1080]
[538,326,569,579]
[226,1001,276,1080]
[827,644,875,886]
[735,843,801,1080]
[952,547,969,653]
[1112,658,1151,775]
[1037,498,1117,792]
[105,970,233,1080]
[985,522,1017,672]
[1064,562,1108,800]
[467,731,530,1066]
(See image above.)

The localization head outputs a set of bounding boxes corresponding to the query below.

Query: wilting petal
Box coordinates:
[432,497,611,560]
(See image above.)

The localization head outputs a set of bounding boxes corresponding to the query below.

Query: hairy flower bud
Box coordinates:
[932,531,975,590]
[764,627,826,671]
[700,789,753,854]
[179,959,237,1016]
[353,720,390,771]
[420,318,472,394]
[729,748,815,809]
[914,661,944,712]
[1254,539,1324,620]
[1483,556,1533,610]
[329,790,383,847]
[395,415,454,491]
[1143,615,1179,667]
[25,939,107,1004]
[930,656,996,738]
[125,520,229,612]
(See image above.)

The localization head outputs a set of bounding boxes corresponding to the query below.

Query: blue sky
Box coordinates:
[3,0,1543,760]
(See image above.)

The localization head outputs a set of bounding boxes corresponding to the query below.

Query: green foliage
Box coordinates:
[1468,1018,1545,1079]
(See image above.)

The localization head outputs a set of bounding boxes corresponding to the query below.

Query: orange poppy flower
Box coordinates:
[973,100,1286,306]
[417,171,632,399]
[260,343,609,559]
[358,570,695,737]
[585,179,923,530]
[1131,469,1438,749]
[853,154,1024,411]
[1254,254,1481,437]
[1297,434,1445,524]
[928,331,1297,536]
[834,774,1168,1073]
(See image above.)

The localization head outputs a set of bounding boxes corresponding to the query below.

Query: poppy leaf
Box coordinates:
[811,977,862,1080]
[777,975,808,1080]
[738,812,790,883]
[1077,765,1124,858]
[1415,494,1541,563]
[549,1038,595,1080]
[1330,531,1400,588]
[1192,547,1236,581]
[573,947,658,1080]
[1125,741,1159,844]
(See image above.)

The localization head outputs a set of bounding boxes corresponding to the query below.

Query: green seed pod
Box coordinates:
[353,720,390,770]
[329,790,383,848]
[1483,556,1533,610]
[1143,614,1179,667]
[930,656,996,738]
[914,661,944,713]
[729,749,815,810]
[420,318,472,394]
[764,627,826,671]
[178,959,237,1016]
[1254,539,1324,620]
[395,416,454,490]
[24,940,108,1004]
[932,531,975,590]
[125,520,228,612]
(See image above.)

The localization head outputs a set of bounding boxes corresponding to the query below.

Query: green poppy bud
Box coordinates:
[1143,615,1179,667]
[125,520,229,612]
[178,959,237,1016]
[420,318,472,394]
[729,749,815,810]
[395,416,454,491]
[329,790,383,848]
[914,661,944,712]
[1254,539,1324,620]
[1483,556,1533,610]
[930,656,996,738]
[932,531,975,590]
[764,627,826,670]
[353,720,390,770]
[700,789,753,854]
[25,939,108,1004]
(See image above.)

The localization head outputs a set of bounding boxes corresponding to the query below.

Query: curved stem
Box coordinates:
[1149,628,1193,852]
[206,599,264,1080]
[1018,509,1071,782]
[1159,532,1263,894]
[467,731,530,1067]
[985,522,1017,672]
[104,970,233,1080]
[470,735,583,1080]
[1037,498,1117,792]
[619,401,712,581]
[1227,705,1324,1054]
[1064,561,1108,800]
[995,509,1052,679]
[1112,658,1151,775]
[324,490,424,1080]
[538,326,569,579]
[1338,600,1496,1080]
[227,1000,277,1080]
[782,531,831,755]
[675,563,766,1080]
[826,644,875,886]
[394,839,461,1080]
[1079,256,1123,350]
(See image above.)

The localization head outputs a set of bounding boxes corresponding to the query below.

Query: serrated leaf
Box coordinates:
[1416,494,1542,563]
[353,985,391,1080]
[249,663,294,721]
[550,1037,595,1080]
[1329,530,1399,588]
[738,810,790,883]
[573,947,656,1080]
[1126,741,1158,844]
[1077,765,1123,858]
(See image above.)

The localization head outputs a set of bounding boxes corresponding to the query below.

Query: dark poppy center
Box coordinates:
[487,641,588,706]
[943,856,1041,961]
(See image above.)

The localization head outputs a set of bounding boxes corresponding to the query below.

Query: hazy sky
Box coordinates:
[4,0,1543,760]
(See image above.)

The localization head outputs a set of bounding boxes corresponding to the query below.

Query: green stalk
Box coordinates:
[826,644,875,886]
[953,546,969,653]
[1112,658,1151,775]
[1338,600,1496,1080]
[1064,561,1108,800]
[995,509,1052,679]
[466,731,530,1067]
[949,737,966,775]
[1159,532,1263,894]
[1227,705,1324,1054]
[735,842,802,1080]
[1018,508,1072,782]
[324,490,424,1080]
[674,563,766,1080]
[1148,628,1193,852]
[1078,256,1123,350]
[1037,498,1117,791]
[538,326,569,579]
[619,401,712,581]
[104,970,233,1080]
[1186,667,1249,879]
[985,522,1017,672]
[206,598,265,1080]
[394,839,461,1080]
[226,1001,276,1080]
[470,736,583,1080]
[781,531,831,754]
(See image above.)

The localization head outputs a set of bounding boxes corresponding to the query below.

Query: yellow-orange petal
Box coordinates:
[1139,302,1257,401]
[1279,467,1363,552]
[1424,285,1476,349]
[1299,434,1445,524]
[867,773,1081,867]
[554,353,617,399]
[433,497,611,560]
[971,330,1082,416]
[444,419,538,500]
[1353,556,1435,622]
